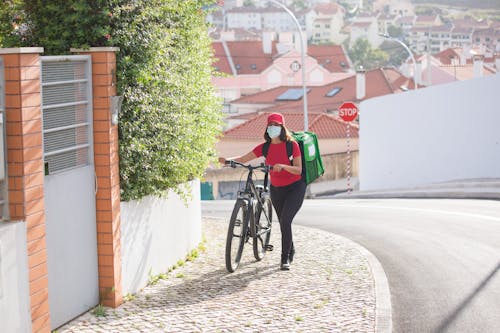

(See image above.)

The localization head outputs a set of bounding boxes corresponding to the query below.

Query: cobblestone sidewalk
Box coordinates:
[59,218,376,332]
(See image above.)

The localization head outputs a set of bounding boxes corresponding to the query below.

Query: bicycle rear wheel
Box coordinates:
[252,196,273,261]
[225,199,249,272]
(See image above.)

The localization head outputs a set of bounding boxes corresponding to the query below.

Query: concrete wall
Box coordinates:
[359,75,500,190]
[120,180,202,295]
[0,222,31,333]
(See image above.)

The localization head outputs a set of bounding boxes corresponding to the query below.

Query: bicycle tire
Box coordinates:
[252,195,273,261]
[225,199,249,272]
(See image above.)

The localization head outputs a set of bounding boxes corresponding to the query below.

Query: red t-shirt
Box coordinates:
[253,141,302,187]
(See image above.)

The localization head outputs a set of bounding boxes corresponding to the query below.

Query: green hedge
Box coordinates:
[112,1,222,200]
[0,0,222,201]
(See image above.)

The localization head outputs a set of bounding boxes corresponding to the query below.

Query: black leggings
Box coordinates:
[270,179,306,257]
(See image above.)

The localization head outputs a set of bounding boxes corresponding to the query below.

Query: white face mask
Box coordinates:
[267,125,281,139]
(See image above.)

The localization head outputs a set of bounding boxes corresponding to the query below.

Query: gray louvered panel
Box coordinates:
[41,56,92,174]
[44,126,89,154]
[43,103,88,130]
[41,61,87,83]
[45,147,90,174]
[42,82,88,106]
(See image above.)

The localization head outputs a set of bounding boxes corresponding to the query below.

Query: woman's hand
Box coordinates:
[218,157,227,165]
[273,163,285,172]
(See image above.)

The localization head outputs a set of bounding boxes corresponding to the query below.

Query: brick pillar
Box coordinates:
[1,47,50,333]
[71,47,122,307]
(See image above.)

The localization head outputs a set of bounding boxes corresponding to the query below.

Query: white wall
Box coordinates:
[120,180,202,295]
[0,222,31,333]
[359,75,500,190]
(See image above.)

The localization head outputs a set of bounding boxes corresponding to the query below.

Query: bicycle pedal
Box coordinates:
[265,244,274,251]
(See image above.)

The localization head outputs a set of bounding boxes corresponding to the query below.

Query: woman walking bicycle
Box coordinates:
[219,113,306,270]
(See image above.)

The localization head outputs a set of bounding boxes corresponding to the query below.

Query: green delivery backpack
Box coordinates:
[263,131,324,185]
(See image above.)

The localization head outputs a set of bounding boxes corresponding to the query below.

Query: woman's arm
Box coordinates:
[218,151,258,165]
[274,156,302,175]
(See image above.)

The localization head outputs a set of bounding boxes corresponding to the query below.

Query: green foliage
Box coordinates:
[0,0,24,47]
[1,1,223,201]
[348,38,388,70]
[379,40,411,68]
[112,0,223,201]
[387,25,403,39]
[21,0,112,54]
[91,304,107,317]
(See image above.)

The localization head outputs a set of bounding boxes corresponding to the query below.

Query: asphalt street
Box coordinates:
[202,199,500,333]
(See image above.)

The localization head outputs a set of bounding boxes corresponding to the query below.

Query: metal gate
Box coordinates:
[41,56,98,329]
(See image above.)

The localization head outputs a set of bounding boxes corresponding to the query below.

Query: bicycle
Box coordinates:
[224,160,274,273]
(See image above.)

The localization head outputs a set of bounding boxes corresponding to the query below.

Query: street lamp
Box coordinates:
[266,0,309,130]
[379,33,418,90]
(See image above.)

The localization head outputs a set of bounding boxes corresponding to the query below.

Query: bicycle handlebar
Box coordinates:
[225,160,272,173]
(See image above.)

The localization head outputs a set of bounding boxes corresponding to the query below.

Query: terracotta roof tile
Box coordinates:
[212,41,279,75]
[231,68,407,112]
[314,3,341,15]
[307,45,351,72]
[223,112,358,140]
[214,42,351,75]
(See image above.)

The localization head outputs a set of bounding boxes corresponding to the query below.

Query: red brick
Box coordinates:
[2,54,20,67]
[19,53,40,67]
[4,66,21,81]
[29,274,48,295]
[31,313,50,333]
[29,263,47,282]
[27,224,46,242]
[27,237,46,254]
[26,211,45,229]
[28,249,47,268]
[20,79,40,95]
[20,66,40,81]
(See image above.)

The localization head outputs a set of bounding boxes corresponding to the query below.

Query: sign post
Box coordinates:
[338,102,359,195]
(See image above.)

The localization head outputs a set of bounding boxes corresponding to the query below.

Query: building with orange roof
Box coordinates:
[226,67,414,126]
[212,37,353,114]
[400,47,498,86]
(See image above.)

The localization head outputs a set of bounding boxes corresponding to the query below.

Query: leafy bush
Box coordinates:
[112,1,222,200]
[0,0,223,201]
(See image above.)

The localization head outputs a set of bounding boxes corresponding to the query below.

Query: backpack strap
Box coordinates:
[263,141,293,165]
[286,141,293,165]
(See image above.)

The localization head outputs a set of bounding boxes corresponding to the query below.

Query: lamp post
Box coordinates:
[267,0,309,130]
[380,33,418,90]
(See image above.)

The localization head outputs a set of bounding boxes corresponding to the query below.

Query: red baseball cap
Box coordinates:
[267,113,284,125]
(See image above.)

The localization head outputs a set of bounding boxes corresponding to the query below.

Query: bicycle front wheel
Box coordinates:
[252,196,273,261]
[225,199,249,272]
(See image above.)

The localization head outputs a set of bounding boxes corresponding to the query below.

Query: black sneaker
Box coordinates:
[280,255,290,271]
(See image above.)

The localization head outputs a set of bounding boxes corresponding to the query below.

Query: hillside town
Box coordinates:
[204,0,499,199]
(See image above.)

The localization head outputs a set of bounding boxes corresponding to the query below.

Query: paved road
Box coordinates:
[202,199,500,333]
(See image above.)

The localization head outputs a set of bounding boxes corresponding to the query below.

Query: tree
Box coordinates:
[387,25,403,38]
[0,0,24,47]
[379,40,410,68]
[348,38,388,70]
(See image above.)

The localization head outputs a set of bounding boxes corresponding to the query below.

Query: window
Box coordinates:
[326,87,342,97]
[276,88,310,101]
[250,64,257,70]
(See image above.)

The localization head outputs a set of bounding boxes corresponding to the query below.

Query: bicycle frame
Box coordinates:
[229,161,272,237]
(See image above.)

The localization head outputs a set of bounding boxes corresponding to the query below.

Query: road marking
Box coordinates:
[309,202,500,222]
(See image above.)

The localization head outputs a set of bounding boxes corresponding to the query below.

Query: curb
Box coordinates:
[329,233,393,333]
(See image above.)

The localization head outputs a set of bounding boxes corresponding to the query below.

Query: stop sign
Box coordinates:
[338,102,358,122]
